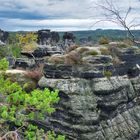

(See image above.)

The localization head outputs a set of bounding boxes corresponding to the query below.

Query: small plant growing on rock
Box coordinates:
[103,70,112,78]
[17,32,38,52]
[0,58,65,140]
[65,51,82,65]
[0,58,9,71]
[86,50,98,56]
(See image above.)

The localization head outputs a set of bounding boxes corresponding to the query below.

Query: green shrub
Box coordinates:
[0,58,9,71]
[99,37,109,45]
[0,47,9,59]
[0,58,65,140]
[18,33,38,52]
[47,131,66,140]
[103,70,112,78]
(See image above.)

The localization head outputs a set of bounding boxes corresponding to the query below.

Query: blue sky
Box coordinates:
[0,0,140,31]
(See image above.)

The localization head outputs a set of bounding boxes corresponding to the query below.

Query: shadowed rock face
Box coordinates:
[0,29,9,43]
[38,49,140,140]
[39,75,140,140]
[63,32,76,47]
[37,29,60,45]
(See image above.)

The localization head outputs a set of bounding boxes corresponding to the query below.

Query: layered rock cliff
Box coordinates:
[36,47,140,140]
[39,75,140,140]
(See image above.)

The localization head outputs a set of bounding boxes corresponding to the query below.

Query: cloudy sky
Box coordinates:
[0,0,140,31]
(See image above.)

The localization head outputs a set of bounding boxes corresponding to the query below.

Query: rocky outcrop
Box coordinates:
[14,58,36,69]
[38,74,140,140]
[63,32,76,48]
[114,50,140,77]
[0,29,9,43]
[37,47,140,140]
[37,30,60,45]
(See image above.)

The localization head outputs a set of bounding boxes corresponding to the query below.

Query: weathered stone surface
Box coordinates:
[43,64,105,79]
[21,46,63,58]
[38,76,140,140]
[82,55,112,64]
[115,53,140,77]
[0,29,9,43]
[15,58,36,69]
[63,32,76,47]
[37,29,60,45]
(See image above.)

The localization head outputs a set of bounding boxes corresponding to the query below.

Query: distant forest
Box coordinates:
[60,29,140,43]
[9,29,140,44]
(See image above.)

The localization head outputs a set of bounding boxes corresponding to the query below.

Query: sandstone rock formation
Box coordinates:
[63,32,76,48]
[0,29,9,43]
[37,29,60,45]
[37,47,140,140]
[39,75,140,140]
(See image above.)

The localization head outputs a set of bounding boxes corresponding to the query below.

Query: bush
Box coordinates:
[99,37,109,45]
[17,33,38,52]
[0,58,9,71]
[0,58,65,140]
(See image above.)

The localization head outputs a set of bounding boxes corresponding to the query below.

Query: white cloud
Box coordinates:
[0,18,135,31]
[0,0,139,31]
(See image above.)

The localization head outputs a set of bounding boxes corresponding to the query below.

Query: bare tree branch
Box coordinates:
[93,0,140,45]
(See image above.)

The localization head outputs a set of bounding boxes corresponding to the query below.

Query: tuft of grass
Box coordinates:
[77,47,90,54]
[117,43,130,48]
[100,48,110,55]
[66,45,79,53]
[86,50,99,56]
[65,51,82,65]
[48,55,65,65]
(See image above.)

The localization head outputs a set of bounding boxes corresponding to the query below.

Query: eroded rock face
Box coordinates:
[37,29,60,45]
[63,32,76,47]
[0,29,9,43]
[38,75,140,140]
[37,49,140,140]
